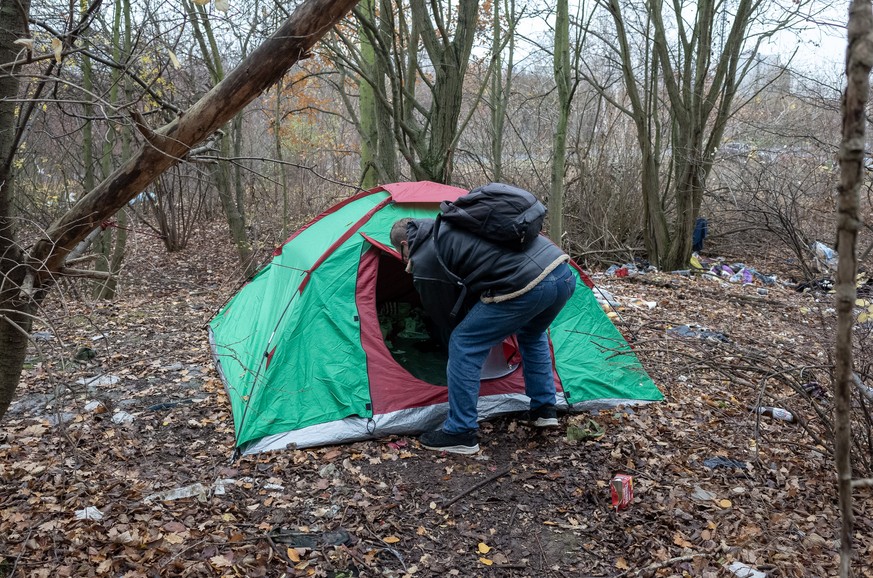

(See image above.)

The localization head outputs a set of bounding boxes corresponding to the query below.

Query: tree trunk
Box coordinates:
[411,0,479,183]
[374,0,397,183]
[548,0,570,243]
[215,135,255,275]
[490,0,505,182]
[835,2,873,575]
[94,0,132,300]
[358,0,380,189]
[0,0,33,419]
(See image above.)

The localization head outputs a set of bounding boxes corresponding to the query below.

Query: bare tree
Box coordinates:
[0,0,360,420]
[586,0,818,270]
[334,0,482,185]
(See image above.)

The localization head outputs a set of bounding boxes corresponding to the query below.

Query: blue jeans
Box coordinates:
[443,262,577,433]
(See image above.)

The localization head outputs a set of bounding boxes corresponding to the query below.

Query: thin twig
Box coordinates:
[442,466,512,508]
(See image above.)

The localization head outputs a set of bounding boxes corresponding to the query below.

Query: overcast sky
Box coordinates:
[759,3,847,76]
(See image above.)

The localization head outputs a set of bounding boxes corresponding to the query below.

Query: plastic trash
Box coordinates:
[812,241,838,270]
[605,265,620,276]
[75,506,104,521]
[727,561,767,578]
[667,324,729,342]
[756,406,796,423]
[83,400,107,414]
[593,288,622,308]
[144,483,210,503]
[111,411,135,424]
[801,382,826,400]
[77,374,121,387]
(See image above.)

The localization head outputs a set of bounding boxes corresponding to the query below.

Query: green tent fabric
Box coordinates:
[208,182,662,455]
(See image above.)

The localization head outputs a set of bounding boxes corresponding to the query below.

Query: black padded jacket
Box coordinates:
[406,218,569,340]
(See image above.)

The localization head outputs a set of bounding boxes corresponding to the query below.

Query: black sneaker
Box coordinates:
[529,404,559,427]
[419,429,480,454]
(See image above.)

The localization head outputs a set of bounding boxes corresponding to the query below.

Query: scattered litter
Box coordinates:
[83,400,107,414]
[610,474,634,510]
[703,457,748,470]
[756,406,796,423]
[593,287,622,308]
[263,483,285,491]
[727,561,767,578]
[30,331,54,342]
[212,478,237,495]
[691,486,716,501]
[76,374,121,387]
[605,261,654,277]
[801,382,826,400]
[757,288,768,295]
[853,374,873,401]
[46,412,75,426]
[667,324,729,342]
[812,241,838,271]
[111,411,135,424]
[144,482,210,503]
[75,506,104,521]
[627,298,657,309]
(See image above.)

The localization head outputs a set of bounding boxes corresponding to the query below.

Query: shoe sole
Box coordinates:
[421,443,480,455]
[533,417,559,427]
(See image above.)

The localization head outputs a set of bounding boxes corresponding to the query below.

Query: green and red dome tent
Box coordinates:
[208,181,662,455]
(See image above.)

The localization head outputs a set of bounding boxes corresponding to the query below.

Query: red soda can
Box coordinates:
[610,474,634,510]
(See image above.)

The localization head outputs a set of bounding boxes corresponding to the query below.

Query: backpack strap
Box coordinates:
[432,215,469,320]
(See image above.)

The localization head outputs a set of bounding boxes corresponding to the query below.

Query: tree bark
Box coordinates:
[835,2,873,575]
[0,0,34,419]
[410,0,479,183]
[358,0,380,189]
[548,0,570,243]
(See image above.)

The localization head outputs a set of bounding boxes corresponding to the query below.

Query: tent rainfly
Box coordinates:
[208,182,663,455]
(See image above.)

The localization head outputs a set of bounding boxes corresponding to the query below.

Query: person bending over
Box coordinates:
[389,186,576,455]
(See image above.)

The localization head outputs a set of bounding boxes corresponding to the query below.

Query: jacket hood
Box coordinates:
[407,218,436,258]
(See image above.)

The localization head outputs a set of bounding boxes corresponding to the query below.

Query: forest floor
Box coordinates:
[1,221,872,578]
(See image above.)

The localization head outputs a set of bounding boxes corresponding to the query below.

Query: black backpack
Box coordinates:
[432,183,547,319]
[438,183,546,251]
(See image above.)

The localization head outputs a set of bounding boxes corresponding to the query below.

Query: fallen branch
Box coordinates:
[442,466,512,508]
[60,267,113,281]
